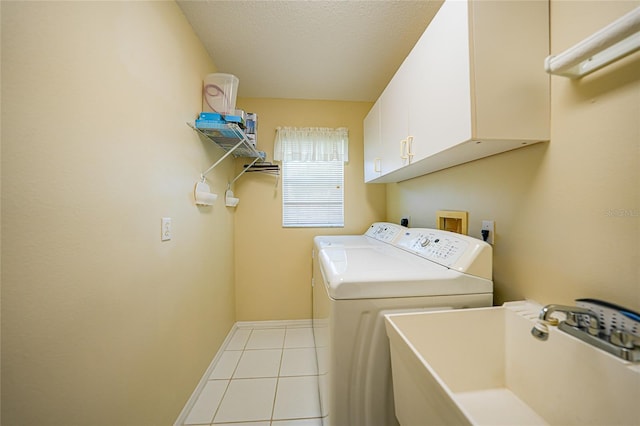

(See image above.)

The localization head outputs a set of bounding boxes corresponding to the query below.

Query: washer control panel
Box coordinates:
[360,223,492,279]
[364,222,404,243]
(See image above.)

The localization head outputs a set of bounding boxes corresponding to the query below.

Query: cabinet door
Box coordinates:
[379,62,411,175]
[363,99,382,183]
[407,0,473,162]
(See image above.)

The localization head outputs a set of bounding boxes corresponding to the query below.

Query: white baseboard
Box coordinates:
[235,318,313,329]
[172,322,239,426]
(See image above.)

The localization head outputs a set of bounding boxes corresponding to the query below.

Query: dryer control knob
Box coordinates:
[420,237,429,247]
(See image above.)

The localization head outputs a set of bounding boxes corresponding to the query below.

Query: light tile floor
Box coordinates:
[182,324,322,426]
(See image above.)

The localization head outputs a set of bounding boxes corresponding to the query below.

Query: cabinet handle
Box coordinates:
[407,136,415,163]
[374,158,381,173]
[400,139,408,160]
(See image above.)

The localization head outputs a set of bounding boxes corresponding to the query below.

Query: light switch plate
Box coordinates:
[161,217,172,241]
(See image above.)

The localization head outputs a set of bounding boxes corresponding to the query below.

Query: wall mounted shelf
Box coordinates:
[188,121,279,207]
[188,121,267,179]
[188,121,263,159]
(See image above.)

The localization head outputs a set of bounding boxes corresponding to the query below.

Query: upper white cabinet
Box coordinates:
[364,0,550,183]
[363,98,382,182]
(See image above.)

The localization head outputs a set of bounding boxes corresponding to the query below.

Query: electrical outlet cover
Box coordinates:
[481,220,495,244]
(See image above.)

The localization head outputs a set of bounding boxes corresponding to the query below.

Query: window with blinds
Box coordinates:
[274,126,348,228]
[281,159,344,228]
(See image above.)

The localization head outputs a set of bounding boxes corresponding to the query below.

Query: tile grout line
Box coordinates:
[274,328,321,423]
[210,327,255,425]
[207,379,230,426]
[211,328,253,425]
[270,328,286,423]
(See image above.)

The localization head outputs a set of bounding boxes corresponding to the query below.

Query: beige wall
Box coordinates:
[2,0,638,424]
[233,98,386,320]
[387,0,640,311]
[1,2,237,425]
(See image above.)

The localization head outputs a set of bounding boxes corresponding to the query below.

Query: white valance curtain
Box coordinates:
[274,127,349,162]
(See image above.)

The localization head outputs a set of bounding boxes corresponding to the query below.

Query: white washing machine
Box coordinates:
[312,223,493,426]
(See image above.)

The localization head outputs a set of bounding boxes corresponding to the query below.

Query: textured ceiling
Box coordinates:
[177,1,443,102]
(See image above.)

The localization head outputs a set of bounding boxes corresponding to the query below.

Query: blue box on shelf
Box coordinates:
[223,114,245,129]
[198,112,223,121]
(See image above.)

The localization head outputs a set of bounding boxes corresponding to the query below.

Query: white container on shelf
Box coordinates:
[202,73,239,115]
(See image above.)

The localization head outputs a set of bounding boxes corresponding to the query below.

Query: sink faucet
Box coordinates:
[531,302,640,362]
[531,304,601,341]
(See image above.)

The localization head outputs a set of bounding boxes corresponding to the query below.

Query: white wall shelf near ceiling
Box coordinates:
[545,6,640,78]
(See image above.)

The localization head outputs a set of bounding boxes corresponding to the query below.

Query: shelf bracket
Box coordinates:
[200,138,247,180]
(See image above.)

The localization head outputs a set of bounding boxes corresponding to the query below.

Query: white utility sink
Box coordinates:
[384,301,640,425]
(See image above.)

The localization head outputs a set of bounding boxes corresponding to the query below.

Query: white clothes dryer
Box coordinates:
[312,223,493,426]
[313,222,404,251]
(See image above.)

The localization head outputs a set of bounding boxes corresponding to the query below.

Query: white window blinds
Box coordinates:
[274,127,348,228]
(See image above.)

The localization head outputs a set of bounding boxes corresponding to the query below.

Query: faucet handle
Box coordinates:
[610,329,639,349]
[566,311,600,336]
[564,312,580,327]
